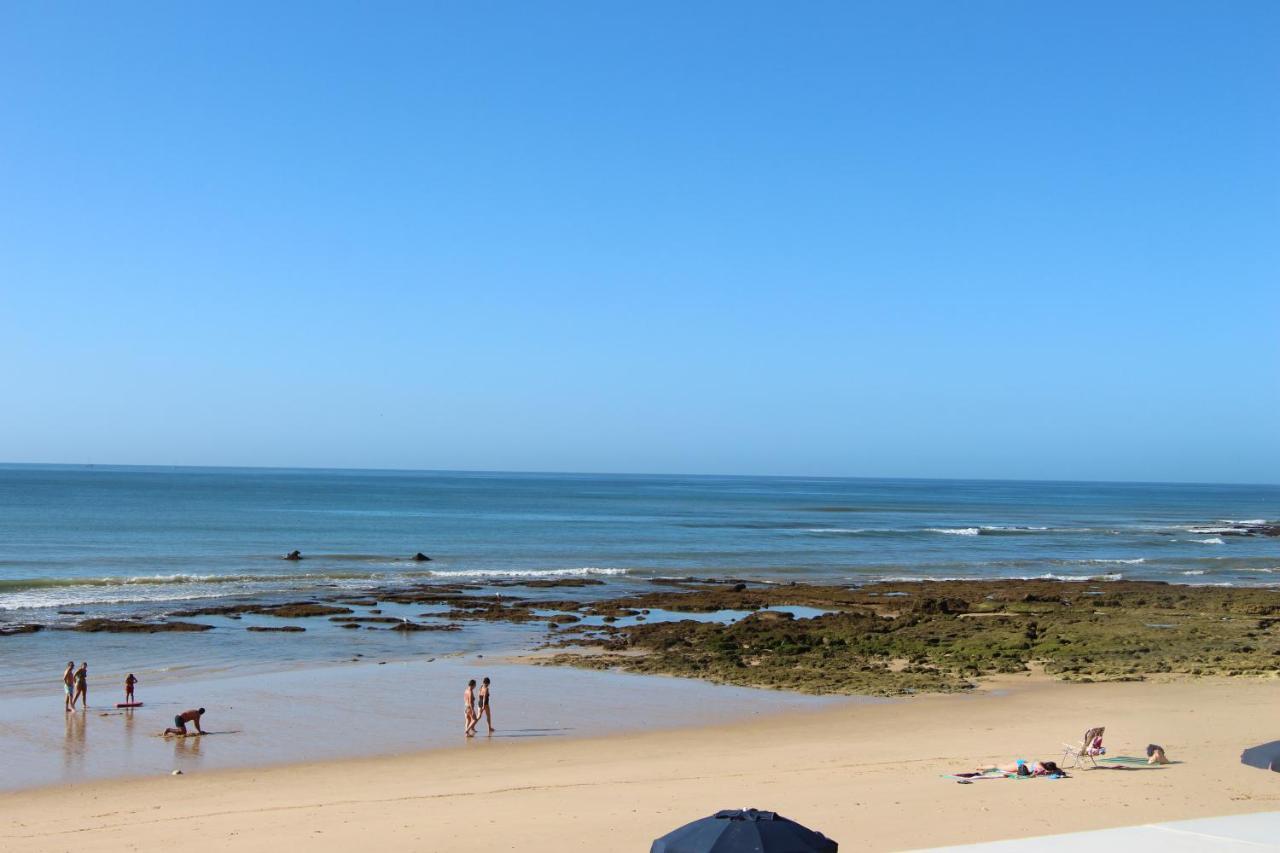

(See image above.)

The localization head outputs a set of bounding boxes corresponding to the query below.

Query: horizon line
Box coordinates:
[1,460,1276,490]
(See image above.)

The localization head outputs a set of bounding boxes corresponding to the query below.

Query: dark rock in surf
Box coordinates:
[499,578,604,589]
[283,550,303,560]
[390,621,461,632]
[0,624,43,636]
[412,552,432,561]
[246,625,305,632]
[75,619,213,633]
[258,603,351,618]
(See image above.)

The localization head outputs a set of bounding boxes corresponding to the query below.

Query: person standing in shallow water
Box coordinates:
[477,676,494,734]
[464,679,477,737]
[72,662,88,710]
[63,661,75,712]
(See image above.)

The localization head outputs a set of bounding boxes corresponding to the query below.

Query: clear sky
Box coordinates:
[1,2,1277,483]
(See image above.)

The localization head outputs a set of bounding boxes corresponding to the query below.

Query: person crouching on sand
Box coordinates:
[464,680,477,737]
[63,661,76,712]
[165,708,206,736]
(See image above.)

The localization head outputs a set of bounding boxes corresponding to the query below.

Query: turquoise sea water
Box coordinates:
[0,464,1277,691]
[2,464,1279,615]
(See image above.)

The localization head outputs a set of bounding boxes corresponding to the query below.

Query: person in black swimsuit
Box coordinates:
[477,677,494,734]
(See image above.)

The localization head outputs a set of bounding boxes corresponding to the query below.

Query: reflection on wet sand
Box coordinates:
[3,659,840,791]
[171,733,203,761]
[63,711,86,776]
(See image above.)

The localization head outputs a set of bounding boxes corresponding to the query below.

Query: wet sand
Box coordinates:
[0,656,843,791]
[2,673,1279,851]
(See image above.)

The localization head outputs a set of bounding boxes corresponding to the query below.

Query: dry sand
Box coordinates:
[3,673,1278,852]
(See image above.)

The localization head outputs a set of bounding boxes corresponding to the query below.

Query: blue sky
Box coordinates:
[1,2,1277,482]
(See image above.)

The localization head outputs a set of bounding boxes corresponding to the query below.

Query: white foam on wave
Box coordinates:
[868,572,1123,584]
[1035,572,1124,582]
[425,567,628,579]
[1182,570,1207,576]
[980,526,1049,531]
[1194,537,1224,545]
[0,589,233,612]
[874,575,977,583]
[1224,519,1267,526]
[928,527,980,536]
[1073,558,1145,565]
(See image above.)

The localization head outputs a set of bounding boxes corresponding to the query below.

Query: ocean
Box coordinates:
[0,464,1276,788]
[3,464,1279,620]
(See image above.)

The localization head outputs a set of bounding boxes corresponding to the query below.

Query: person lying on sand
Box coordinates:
[977,759,1064,777]
[164,708,206,736]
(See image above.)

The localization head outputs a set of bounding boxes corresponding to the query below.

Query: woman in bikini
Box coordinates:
[464,679,477,737]
[72,662,88,710]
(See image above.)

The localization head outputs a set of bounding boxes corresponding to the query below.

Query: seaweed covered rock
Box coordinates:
[258,603,352,618]
[75,620,213,633]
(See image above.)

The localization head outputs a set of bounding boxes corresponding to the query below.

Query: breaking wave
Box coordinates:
[425,567,629,579]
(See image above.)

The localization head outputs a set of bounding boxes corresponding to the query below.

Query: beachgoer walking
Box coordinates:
[72,662,88,710]
[124,673,138,704]
[164,708,206,736]
[63,661,75,712]
[464,679,477,737]
[478,676,494,734]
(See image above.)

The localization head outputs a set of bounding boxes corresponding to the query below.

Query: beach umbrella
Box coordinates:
[1241,741,1280,772]
[650,808,837,853]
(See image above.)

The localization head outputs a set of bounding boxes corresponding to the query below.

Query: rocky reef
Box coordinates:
[539,579,1280,696]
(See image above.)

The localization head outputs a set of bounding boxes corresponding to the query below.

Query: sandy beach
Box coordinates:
[4,672,1278,852]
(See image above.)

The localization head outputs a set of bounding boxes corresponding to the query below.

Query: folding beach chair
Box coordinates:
[1062,726,1105,769]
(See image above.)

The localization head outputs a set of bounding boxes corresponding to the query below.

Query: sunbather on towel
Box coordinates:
[976,759,1064,777]
[1147,744,1170,765]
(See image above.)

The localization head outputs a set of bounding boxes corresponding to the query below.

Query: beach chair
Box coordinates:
[1062,726,1105,769]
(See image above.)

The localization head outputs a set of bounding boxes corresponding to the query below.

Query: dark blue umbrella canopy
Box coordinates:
[651,808,838,853]
[1241,741,1280,771]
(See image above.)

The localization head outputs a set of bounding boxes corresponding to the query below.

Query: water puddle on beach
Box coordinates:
[541,605,832,629]
[0,657,852,792]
